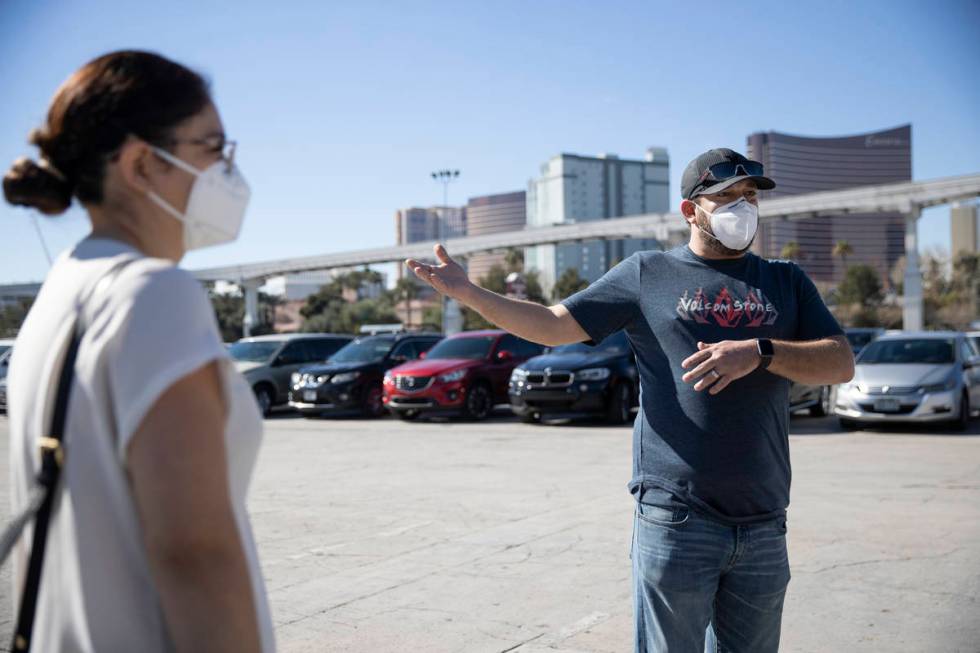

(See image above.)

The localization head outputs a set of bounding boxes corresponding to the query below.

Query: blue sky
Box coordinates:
[1,0,978,285]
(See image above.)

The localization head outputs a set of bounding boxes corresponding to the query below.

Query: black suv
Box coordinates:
[289,332,443,418]
[509,331,638,424]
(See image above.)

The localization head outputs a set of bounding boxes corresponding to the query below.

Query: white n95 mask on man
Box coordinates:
[147,147,251,251]
[695,197,758,252]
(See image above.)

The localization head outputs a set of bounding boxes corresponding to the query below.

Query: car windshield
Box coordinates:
[846,331,877,349]
[549,331,629,355]
[228,340,283,363]
[857,338,955,365]
[329,337,395,364]
[425,336,496,360]
[968,336,980,356]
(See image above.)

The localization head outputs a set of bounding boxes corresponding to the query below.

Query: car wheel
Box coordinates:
[362,384,385,418]
[463,383,493,421]
[810,386,832,417]
[606,382,632,425]
[253,384,274,417]
[838,417,859,431]
[394,409,419,421]
[952,392,970,432]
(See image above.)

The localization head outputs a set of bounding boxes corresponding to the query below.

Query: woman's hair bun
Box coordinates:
[3,156,73,216]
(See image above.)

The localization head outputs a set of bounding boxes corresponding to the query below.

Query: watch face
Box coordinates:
[758,338,775,357]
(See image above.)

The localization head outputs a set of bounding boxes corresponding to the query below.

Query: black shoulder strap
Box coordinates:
[10,327,81,651]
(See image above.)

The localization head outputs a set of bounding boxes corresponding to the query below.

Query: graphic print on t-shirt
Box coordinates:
[676,286,779,328]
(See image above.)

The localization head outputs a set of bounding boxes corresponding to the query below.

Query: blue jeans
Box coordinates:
[632,498,790,653]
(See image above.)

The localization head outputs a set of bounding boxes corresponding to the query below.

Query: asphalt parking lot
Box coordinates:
[0,410,978,652]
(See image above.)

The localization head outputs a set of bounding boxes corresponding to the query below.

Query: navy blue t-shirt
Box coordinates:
[562,245,843,523]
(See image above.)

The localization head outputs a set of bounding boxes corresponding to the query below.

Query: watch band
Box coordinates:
[757,338,774,370]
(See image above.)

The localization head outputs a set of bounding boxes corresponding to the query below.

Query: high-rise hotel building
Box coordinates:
[747,125,912,285]
[465,191,526,282]
[525,149,670,297]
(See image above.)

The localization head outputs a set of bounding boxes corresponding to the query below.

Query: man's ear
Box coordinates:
[116,138,156,195]
[680,199,698,225]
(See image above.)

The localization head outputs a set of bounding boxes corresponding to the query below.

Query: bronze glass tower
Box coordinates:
[747,125,912,285]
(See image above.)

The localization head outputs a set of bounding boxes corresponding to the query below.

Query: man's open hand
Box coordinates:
[405,244,472,302]
[681,340,762,395]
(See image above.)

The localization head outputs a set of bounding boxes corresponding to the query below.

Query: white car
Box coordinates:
[835,331,980,431]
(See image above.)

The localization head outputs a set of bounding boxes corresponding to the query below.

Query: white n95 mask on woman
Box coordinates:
[146,147,251,251]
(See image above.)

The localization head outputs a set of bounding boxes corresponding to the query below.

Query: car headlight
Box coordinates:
[438,369,468,383]
[842,382,868,394]
[577,367,611,382]
[291,372,302,385]
[383,372,394,384]
[316,375,330,384]
[331,372,361,384]
[919,377,956,394]
[510,368,529,382]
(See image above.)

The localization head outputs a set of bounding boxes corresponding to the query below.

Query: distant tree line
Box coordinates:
[0,298,33,338]
[780,239,979,330]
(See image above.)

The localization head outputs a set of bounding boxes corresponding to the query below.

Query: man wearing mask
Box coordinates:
[406,148,854,652]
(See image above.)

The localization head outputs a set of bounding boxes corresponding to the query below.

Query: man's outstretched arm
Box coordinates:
[406,244,588,347]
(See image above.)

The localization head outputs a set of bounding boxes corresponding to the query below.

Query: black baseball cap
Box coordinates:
[681,148,776,200]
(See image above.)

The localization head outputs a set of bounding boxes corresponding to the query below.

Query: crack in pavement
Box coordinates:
[499,633,545,652]
[277,522,587,628]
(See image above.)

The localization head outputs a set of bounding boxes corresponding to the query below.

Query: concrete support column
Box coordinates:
[242,279,262,338]
[443,257,466,335]
[902,205,923,331]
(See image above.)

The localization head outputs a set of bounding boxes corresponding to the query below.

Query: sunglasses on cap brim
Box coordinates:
[697,160,766,184]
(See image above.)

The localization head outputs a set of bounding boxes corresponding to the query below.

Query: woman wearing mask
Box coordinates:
[2,51,273,652]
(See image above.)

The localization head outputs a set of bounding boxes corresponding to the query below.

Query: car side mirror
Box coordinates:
[496,350,514,361]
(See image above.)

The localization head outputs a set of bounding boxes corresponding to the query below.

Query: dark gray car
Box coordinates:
[229,333,353,415]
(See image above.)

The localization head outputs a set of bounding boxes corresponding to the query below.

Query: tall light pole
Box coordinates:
[431,169,464,334]
[431,169,459,215]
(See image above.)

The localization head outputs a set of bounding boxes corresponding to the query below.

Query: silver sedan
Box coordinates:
[834,331,980,431]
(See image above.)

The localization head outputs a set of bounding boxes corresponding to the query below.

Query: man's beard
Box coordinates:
[694,210,754,256]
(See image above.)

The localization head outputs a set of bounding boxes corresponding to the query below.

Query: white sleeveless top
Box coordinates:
[7,237,275,652]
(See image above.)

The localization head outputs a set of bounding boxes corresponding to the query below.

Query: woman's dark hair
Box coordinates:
[3,50,210,215]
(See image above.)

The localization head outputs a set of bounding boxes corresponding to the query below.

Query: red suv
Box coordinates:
[383,330,544,421]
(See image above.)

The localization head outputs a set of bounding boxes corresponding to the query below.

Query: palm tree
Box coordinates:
[393,277,419,327]
[780,241,801,261]
[504,248,524,273]
[833,240,853,268]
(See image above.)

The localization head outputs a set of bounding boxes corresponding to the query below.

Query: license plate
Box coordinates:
[303,390,318,402]
[873,398,900,413]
